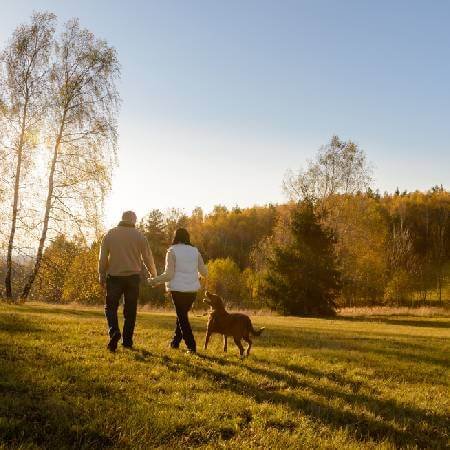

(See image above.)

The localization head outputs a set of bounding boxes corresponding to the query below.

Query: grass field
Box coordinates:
[0,302,449,449]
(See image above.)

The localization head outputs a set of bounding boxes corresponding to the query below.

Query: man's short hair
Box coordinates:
[122,210,137,224]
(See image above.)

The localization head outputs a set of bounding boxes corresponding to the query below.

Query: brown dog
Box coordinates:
[203,291,265,356]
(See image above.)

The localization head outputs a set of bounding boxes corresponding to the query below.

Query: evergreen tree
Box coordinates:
[263,202,339,316]
[139,209,167,270]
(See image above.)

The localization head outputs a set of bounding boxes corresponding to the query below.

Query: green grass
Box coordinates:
[0,303,449,449]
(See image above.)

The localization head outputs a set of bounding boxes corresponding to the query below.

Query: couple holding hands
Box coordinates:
[99,210,207,353]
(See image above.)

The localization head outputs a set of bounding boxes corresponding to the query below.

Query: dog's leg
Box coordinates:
[223,335,227,352]
[204,330,212,350]
[243,335,252,356]
[233,337,245,357]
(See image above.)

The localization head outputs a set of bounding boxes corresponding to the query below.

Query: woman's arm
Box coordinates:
[149,248,175,285]
[198,252,207,278]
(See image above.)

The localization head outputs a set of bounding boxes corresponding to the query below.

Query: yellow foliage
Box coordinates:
[62,243,103,305]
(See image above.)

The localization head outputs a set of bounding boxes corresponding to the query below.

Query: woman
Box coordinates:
[149,228,207,353]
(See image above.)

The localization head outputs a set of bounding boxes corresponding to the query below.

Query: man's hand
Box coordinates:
[147,277,156,287]
[99,275,106,289]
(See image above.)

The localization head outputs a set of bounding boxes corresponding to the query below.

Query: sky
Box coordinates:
[1,1,449,226]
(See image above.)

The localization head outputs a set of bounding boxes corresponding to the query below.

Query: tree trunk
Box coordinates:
[21,116,65,299]
[5,97,28,299]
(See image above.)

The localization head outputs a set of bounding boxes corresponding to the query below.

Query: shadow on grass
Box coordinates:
[333,316,450,329]
[13,304,105,319]
[163,350,450,447]
[132,349,448,448]
[242,357,449,445]
[0,311,123,449]
[0,313,46,333]
[0,347,117,448]
[251,325,449,372]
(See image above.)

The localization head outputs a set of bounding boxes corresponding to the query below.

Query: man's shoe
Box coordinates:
[186,348,196,355]
[169,342,180,349]
[122,343,133,350]
[107,331,121,352]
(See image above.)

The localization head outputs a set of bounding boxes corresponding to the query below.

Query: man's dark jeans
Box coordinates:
[171,291,197,351]
[105,274,140,347]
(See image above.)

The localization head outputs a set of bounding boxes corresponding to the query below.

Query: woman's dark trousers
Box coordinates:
[171,291,197,351]
[105,274,140,347]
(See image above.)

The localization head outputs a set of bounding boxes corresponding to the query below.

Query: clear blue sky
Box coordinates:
[2,1,449,225]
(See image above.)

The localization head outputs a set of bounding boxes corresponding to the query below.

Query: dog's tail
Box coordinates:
[250,324,265,336]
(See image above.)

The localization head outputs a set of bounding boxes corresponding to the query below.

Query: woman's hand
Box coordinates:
[147,277,156,287]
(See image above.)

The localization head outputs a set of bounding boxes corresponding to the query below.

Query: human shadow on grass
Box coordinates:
[133,350,447,448]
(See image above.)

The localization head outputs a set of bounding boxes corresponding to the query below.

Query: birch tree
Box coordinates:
[21,19,120,298]
[0,12,55,298]
[283,136,373,203]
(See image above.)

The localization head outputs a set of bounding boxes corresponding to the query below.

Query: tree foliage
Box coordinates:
[283,135,372,202]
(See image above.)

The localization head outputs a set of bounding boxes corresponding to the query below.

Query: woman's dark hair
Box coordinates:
[172,228,192,245]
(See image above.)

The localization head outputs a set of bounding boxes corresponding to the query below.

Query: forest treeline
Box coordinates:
[6,186,447,312]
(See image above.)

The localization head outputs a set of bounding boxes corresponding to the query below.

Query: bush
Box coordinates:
[62,243,103,305]
[206,258,243,306]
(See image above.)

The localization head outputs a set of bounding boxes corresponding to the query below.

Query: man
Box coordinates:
[99,211,157,352]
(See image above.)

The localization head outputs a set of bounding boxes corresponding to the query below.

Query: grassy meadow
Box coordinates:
[0,302,449,449]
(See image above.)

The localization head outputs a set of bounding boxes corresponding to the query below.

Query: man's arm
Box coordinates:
[98,234,109,285]
[141,235,157,278]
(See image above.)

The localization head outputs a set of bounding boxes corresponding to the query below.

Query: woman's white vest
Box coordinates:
[167,244,201,292]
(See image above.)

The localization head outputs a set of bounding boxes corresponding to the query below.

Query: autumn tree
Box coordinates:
[62,242,103,304]
[321,194,389,306]
[163,208,189,245]
[429,188,450,302]
[33,235,79,302]
[384,188,450,303]
[193,205,277,268]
